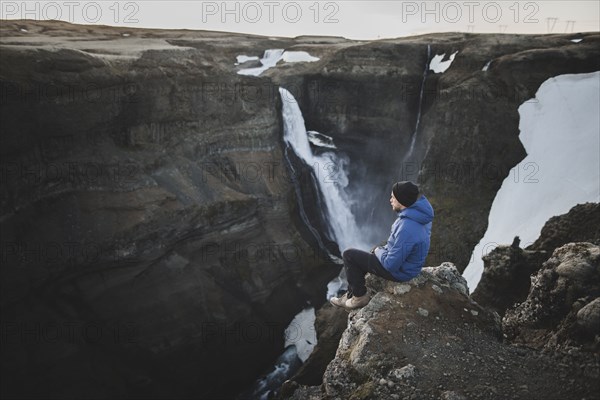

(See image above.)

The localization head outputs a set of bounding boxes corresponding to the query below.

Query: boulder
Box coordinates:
[473,203,600,317]
[472,245,548,316]
[503,242,600,352]
[577,298,600,339]
[528,203,600,252]
[321,264,501,399]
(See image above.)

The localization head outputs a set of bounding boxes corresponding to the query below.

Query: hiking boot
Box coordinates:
[330,292,350,308]
[344,293,370,310]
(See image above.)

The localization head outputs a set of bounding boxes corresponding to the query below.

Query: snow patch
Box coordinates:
[238,49,319,76]
[284,307,317,362]
[482,60,492,72]
[463,72,600,291]
[235,54,260,65]
[571,38,583,43]
[429,51,458,73]
[282,51,320,63]
[238,49,285,76]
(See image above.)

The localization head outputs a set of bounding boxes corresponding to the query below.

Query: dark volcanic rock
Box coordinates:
[503,242,600,352]
[473,203,600,317]
[0,20,338,399]
[577,298,600,339]
[472,245,549,317]
[528,202,600,252]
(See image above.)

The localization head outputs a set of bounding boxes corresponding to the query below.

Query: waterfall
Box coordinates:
[245,88,368,400]
[404,44,431,162]
[282,147,332,257]
[279,88,368,254]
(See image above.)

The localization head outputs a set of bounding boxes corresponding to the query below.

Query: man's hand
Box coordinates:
[370,241,387,253]
[370,245,384,254]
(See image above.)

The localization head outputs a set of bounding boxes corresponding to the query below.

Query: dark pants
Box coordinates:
[342,248,399,297]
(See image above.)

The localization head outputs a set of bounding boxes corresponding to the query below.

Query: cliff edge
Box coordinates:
[282,261,599,400]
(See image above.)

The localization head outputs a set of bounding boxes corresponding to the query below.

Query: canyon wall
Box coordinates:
[1,20,598,398]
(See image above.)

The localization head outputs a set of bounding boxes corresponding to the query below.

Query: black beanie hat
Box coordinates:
[392,181,419,207]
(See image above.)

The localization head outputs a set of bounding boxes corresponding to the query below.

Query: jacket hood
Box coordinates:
[400,195,434,225]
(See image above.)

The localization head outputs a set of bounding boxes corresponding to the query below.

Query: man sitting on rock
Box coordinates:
[330,181,434,310]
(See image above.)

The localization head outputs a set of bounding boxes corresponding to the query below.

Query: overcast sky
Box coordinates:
[1,1,599,39]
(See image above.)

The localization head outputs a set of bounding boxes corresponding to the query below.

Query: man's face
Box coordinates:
[390,192,404,212]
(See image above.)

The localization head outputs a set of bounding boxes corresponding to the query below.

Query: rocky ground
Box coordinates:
[504,242,600,353]
[472,203,600,317]
[281,262,600,400]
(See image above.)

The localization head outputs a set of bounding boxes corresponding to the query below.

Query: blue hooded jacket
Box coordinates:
[374,195,434,281]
